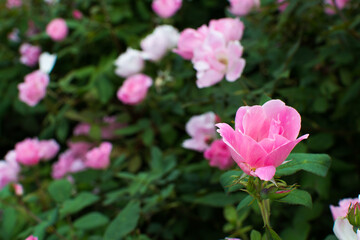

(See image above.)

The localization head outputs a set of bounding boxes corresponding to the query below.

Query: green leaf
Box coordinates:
[250,230,262,240]
[275,153,331,177]
[104,201,141,240]
[182,192,246,208]
[96,76,114,104]
[220,170,245,193]
[48,179,72,203]
[74,212,109,230]
[60,192,99,217]
[1,207,17,239]
[277,189,312,208]
[236,195,254,212]
[267,227,282,240]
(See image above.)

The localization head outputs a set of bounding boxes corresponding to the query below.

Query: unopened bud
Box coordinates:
[347,202,360,228]
[261,186,293,200]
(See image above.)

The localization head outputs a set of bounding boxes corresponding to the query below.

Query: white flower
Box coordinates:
[39,52,57,74]
[114,48,144,77]
[334,218,360,240]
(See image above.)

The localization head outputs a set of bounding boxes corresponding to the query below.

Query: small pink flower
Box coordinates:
[277,0,289,12]
[152,0,182,18]
[18,70,49,107]
[192,30,246,88]
[216,99,309,181]
[38,139,60,161]
[204,140,233,170]
[72,10,83,20]
[13,183,24,196]
[46,18,68,42]
[228,0,260,16]
[324,0,349,15]
[330,197,359,220]
[141,25,179,61]
[6,0,22,8]
[15,138,41,166]
[19,43,41,67]
[114,48,145,78]
[183,112,216,152]
[25,235,38,240]
[173,26,208,60]
[85,142,112,169]
[73,123,91,136]
[8,28,20,42]
[209,18,244,42]
[117,74,153,105]
[52,149,87,179]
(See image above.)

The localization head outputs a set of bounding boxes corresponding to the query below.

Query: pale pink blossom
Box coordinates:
[8,28,20,42]
[209,18,244,42]
[6,0,22,8]
[333,217,360,240]
[216,99,309,181]
[72,10,83,20]
[0,152,20,190]
[19,43,41,67]
[114,48,145,78]
[183,112,216,152]
[324,0,349,15]
[228,0,260,16]
[15,138,41,166]
[85,142,112,169]
[18,70,49,106]
[204,140,233,170]
[192,30,246,88]
[46,18,68,42]
[141,25,179,61]
[13,183,24,196]
[25,235,38,240]
[277,0,289,12]
[38,139,60,161]
[117,74,153,105]
[152,0,182,18]
[52,149,87,179]
[173,26,208,60]
[330,197,359,220]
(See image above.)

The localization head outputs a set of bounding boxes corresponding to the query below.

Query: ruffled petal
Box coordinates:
[242,106,270,142]
[254,166,276,181]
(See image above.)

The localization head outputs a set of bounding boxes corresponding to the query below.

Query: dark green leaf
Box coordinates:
[74,212,109,230]
[60,192,99,217]
[277,189,312,208]
[48,179,72,203]
[250,230,262,240]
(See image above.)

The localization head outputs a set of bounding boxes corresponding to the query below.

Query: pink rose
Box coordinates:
[0,152,20,190]
[85,142,112,169]
[72,10,83,20]
[117,74,153,105]
[192,30,246,88]
[73,123,91,136]
[228,0,260,16]
[330,197,359,220]
[38,139,60,161]
[46,18,68,42]
[152,0,182,18]
[216,99,309,181]
[52,149,87,179]
[183,112,216,152]
[173,26,208,60]
[19,43,41,67]
[6,0,22,8]
[15,138,41,166]
[141,25,179,61]
[114,48,145,78]
[18,70,49,107]
[204,140,233,170]
[277,0,289,12]
[209,18,244,42]
[25,235,38,240]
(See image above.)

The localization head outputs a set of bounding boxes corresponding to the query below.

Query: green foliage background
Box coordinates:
[0,0,359,239]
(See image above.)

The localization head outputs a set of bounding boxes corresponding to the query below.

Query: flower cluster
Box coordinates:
[114,25,179,105]
[174,18,246,88]
[183,112,233,170]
